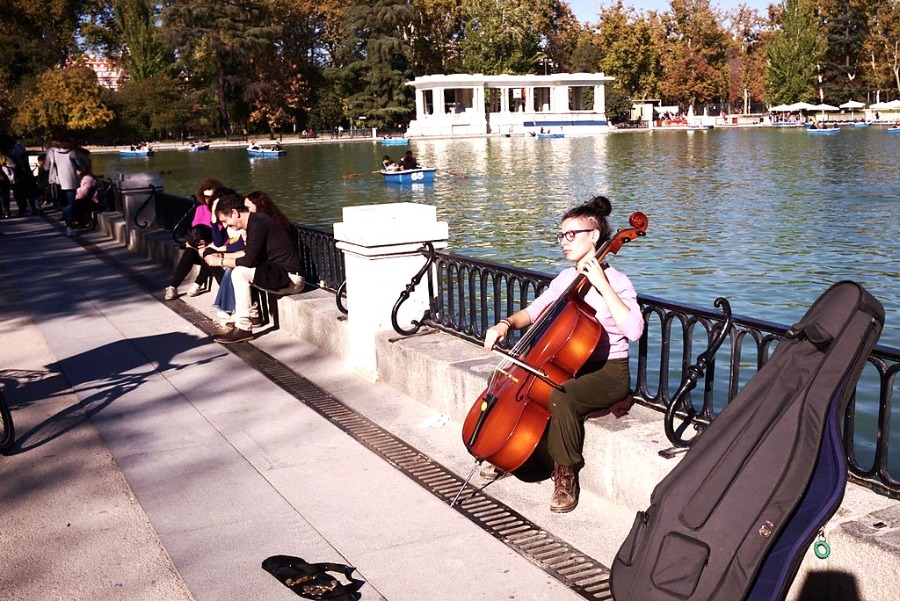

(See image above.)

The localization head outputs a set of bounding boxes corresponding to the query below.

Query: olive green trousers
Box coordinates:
[546,358,630,468]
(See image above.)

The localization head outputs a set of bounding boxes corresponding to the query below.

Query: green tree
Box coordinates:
[765,0,827,104]
[12,63,115,137]
[110,73,197,139]
[457,0,544,74]
[162,0,279,135]
[815,0,880,104]
[115,0,170,81]
[336,0,415,128]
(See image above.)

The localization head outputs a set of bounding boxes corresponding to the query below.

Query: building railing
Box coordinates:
[292,227,899,499]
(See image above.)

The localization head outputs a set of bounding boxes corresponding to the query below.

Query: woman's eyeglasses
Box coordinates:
[556,229,594,243]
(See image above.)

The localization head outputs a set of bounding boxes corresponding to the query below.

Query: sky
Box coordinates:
[567,0,775,23]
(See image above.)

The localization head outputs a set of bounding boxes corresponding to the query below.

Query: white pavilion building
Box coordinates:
[405,73,615,138]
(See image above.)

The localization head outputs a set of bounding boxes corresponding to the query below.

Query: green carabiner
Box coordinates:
[814,530,831,559]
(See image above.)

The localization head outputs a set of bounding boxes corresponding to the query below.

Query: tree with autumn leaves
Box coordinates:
[2,0,900,142]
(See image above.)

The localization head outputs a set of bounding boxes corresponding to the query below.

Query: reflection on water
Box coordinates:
[94,128,899,347]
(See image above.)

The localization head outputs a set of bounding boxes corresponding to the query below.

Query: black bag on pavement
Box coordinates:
[262,555,364,600]
[610,280,884,601]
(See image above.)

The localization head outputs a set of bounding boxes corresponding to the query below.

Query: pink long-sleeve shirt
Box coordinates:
[524,265,644,361]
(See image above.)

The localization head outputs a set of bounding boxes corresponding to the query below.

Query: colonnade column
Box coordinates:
[334,203,449,381]
[415,89,425,119]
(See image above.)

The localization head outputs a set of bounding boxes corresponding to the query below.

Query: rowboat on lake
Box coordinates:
[119,147,154,157]
[887,127,900,133]
[381,167,436,184]
[806,127,840,135]
[380,137,409,146]
[536,133,564,139]
[247,144,286,157]
[186,142,210,152]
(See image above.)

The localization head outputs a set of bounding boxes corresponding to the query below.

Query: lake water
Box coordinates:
[92,128,900,348]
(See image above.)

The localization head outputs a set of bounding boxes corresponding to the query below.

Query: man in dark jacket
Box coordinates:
[204,193,303,344]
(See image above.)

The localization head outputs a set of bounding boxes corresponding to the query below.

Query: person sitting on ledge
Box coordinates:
[204,193,304,344]
[479,195,644,513]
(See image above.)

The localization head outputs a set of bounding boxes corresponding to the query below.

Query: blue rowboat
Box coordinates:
[381,167,436,184]
[536,133,564,139]
[186,142,210,152]
[247,147,286,157]
[887,127,900,133]
[380,137,409,146]
[806,127,840,135]
[850,123,870,128]
[119,148,154,157]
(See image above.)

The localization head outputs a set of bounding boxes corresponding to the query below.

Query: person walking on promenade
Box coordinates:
[164,179,225,300]
[205,193,303,344]
[0,133,40,217]
[42,134,84,236]
[479,195,644,513]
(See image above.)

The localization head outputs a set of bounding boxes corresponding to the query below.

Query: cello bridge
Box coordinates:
[497,368,520,383]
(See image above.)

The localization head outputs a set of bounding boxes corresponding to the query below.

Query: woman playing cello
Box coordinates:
[480,195,644,512]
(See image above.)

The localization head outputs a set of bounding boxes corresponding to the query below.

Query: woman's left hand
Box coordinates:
[578,256,608,290]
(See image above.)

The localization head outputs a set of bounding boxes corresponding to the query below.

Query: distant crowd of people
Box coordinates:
[1,132,107,236]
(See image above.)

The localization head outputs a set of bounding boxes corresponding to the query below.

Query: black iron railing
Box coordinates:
[279,227,900,497]
[296,224,344,291]
[429,247,900,498]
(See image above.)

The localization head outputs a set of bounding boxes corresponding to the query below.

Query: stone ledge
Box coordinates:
[97,211,900,600]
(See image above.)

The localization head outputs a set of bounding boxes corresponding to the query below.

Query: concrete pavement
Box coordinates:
[0,214,614,599]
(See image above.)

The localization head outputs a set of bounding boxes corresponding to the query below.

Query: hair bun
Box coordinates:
[588,195,612,217]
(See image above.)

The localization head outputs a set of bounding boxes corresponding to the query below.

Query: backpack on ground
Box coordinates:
[610,280,884,601]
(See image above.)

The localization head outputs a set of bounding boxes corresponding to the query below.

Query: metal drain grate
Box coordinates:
[224,338,613,600]
[84,237,613,600]
[205,325,612,600]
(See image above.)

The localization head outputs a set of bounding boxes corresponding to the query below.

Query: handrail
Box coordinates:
[249,227,900,497]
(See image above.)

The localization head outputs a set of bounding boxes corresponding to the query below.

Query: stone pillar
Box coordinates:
[415,89,425,118]
[334,203,449,381]
[117,172,164,250]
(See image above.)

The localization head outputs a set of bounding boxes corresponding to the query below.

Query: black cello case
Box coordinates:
[610,281,884,601]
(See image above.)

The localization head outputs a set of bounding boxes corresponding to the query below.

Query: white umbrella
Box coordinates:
[810,103,839,121]
[787,102,818,111]
[770,104,792,112]
[870,99,900,110]
[839,100,865,109]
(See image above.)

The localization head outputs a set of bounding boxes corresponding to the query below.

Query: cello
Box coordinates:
[460,212,649,477]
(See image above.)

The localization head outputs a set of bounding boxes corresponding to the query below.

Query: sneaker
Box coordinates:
[479,464,510,482]
[214,326,253,344]
[164,286,177,300]
[187,283,202,297]
[64,226,76,237]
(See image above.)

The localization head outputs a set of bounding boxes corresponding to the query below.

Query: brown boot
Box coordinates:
[550,464,579,513]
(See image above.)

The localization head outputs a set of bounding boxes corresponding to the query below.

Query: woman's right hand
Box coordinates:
[483,322,509,351]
